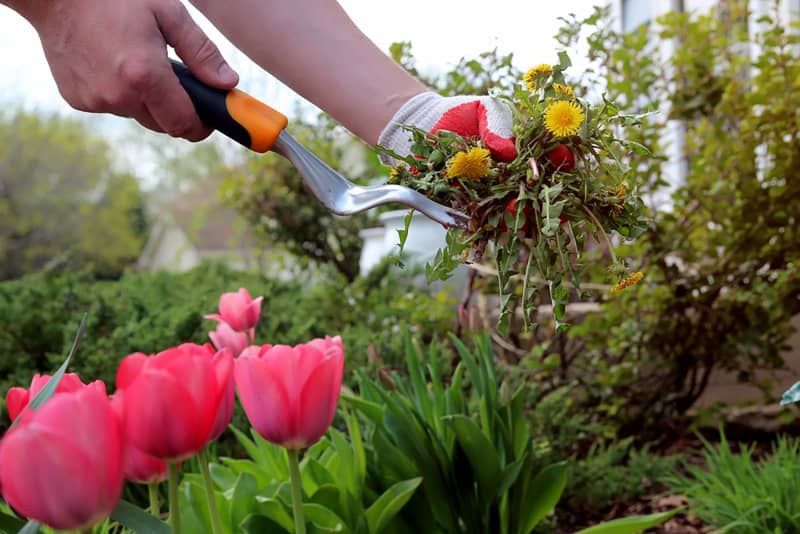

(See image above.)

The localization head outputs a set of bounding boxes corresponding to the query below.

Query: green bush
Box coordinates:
[0,261,455,398]
[669,433,800,533]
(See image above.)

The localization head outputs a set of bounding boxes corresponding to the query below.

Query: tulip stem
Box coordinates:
[199,448,225,534]
[168,463,182,534]
[287,448,306,534]
[148,482,161,517]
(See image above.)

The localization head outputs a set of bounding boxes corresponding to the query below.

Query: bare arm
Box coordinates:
[189,0,427,145]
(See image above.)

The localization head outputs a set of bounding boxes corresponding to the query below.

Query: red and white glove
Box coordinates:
[377,91,517,164]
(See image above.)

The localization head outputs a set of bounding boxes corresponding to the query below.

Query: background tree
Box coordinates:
[0,110,147,280]
[551,0,800,434]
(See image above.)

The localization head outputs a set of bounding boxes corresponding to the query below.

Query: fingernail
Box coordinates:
[218,63,237,84]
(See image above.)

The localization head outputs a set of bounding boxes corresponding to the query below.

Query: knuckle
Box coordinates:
[118,55,157,93]
[157,0,189,27]
[192,37,221,66]
[163,117,196,138]
[79,92,108,113]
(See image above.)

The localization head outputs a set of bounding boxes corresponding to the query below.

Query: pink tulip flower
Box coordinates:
[115,343,233,461]
[0,385,123,530]
[5,372,92,422]
[209,320,249,357]
[110,392,168,484]
[121,441,169,484]
[205,288,263,339]
[235,336,344,449]
[208,346,236,441]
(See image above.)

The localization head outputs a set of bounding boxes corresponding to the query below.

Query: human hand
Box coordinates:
[26,0,238,141]
[377,92,517,164]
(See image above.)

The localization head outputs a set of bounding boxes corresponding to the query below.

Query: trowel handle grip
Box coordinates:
[171,60,287,153]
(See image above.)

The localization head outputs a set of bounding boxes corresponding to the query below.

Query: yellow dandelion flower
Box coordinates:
[524,64,553,91]
[610,183,627,215]
[544,100,585,137]
[553,83,575,98]
[446,147,491,181]
[610,271,644,292]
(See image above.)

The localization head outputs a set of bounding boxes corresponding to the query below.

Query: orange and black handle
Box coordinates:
[171,60,288,153]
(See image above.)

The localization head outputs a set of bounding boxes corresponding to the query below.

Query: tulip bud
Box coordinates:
[205,288,263,339]
[209,321,249,357]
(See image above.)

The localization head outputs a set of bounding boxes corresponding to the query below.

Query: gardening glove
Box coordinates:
[377,91,517,165]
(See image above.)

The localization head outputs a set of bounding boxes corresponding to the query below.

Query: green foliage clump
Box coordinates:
[516,387,679,530]
[0,261,455,396]
[183,334,673,533]
[0,109,147,280]
[669,433,800,533]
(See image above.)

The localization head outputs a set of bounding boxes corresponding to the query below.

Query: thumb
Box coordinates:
[476,97,517,162]
[155,1,238,88]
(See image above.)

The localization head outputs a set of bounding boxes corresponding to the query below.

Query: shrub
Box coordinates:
[0,261,455,398]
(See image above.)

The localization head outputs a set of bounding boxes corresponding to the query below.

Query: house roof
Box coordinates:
[151,179,256,252]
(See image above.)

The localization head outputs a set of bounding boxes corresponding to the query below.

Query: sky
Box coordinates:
[0,1,603,180]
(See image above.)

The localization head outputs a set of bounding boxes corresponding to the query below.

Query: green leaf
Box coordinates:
[23,314,87,418]
[343,408,367,490]
[241,514,289,534]
[557,50,572,69]
[309,484,341,512]
[0,511,25,532]
[18,521,40,534]
[364,477,422,534]
[303,457,336,494]
[448,415,502,496]
[574,509,683,534]
[110,499,171,534]
[230,472,259,531]
[781,381,800,405]
[396,210,414,257]
[341,394,385,422]
[252,498,294,531]
[518,461,567,532]
[303,503,350,533]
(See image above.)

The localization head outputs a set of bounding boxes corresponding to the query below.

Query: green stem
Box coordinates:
[148,482,161,518]
[168,463,182,534]
[199,448,225,534]
[581,205,617,263]
[287,448,306,534]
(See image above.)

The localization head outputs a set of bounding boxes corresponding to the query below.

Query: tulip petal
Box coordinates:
[295,352,345,447]
[234,354,293,446]
[208,349,235,441]
[115,353,150,389]
[263,344,326,405]
[123,366,216,460]
[5,387,29,422]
